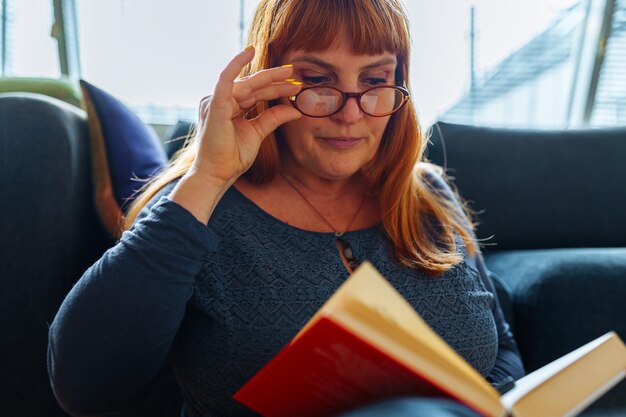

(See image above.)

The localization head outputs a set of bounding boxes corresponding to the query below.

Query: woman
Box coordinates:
[48,1,524,416]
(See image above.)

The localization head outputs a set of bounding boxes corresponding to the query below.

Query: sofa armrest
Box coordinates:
[485,248,626,412]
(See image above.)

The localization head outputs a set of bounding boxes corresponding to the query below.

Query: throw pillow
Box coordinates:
[80,80,167,237]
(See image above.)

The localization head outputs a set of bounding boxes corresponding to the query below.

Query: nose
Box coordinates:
[331,96,364,124]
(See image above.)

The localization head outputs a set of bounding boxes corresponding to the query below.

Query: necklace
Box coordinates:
[280,172,365,272]
[279,172,367,238]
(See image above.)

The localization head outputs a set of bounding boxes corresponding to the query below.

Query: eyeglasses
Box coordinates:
[288,85,410,118]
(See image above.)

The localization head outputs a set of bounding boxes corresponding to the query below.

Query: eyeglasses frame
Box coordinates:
[288,85,410,118]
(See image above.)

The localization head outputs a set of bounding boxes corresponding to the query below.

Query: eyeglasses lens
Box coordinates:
[296,87,404,117]
[361,88,402,115]
[297,88,342,117]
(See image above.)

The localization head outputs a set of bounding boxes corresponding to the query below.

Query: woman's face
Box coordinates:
[278,35,397,181]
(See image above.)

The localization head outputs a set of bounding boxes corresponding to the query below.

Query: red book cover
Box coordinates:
[234,316,460,417]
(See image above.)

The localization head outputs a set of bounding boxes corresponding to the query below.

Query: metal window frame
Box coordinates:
[584,0,617,124]
[1,0,10,76]
[52,0,81,79]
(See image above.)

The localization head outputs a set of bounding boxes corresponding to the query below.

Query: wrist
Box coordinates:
[184,166,236,191]
[169,170,234,224]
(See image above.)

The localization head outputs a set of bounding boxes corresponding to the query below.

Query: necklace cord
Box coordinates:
[279,172,367,237]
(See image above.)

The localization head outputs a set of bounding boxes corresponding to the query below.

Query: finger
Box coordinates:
[236,82,302,109]
[198,95,212,118]
[233,65,295,100]
[198,94,239,127]
[249,105,302,139]
[212,46,256,107]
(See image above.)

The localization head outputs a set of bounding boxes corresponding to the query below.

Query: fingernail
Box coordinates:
[281,64,293,68]
[244,44,254,52]
[288,80,303,86]
[285,78,297,82]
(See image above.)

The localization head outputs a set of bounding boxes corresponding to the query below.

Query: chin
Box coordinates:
[318,162,366,180]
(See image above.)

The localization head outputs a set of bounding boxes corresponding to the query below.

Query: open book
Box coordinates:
[233,262,626,417]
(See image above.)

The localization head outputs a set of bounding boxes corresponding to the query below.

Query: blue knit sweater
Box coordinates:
[48,181,524,417]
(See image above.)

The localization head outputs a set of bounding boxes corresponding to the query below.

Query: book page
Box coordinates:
[501,332,615,407]
[237,262,506,417]
[296,262,487,382]
[332,297,504,417]
[310,263,500,400]
[502,332,626,417]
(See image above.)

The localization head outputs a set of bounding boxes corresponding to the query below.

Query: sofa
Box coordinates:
[1,93,624,416]
[0,93,182,417]
[428,122,626,416]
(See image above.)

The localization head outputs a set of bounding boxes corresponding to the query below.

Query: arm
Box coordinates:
[474,252,526,384]
[48,47,301,417]
[48,189,218,416]
[419,164,525,383]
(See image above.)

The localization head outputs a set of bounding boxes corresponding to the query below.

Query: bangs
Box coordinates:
[268,0,409,64]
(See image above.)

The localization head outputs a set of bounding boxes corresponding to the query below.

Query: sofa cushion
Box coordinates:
[164,120,195,160]
[80,80,167,237]
[0,92,183,417]
[0,93,112,417]
[485,248,626,411]
[427,122,626,250]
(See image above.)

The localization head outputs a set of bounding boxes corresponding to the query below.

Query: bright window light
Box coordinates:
[75,0,246,123]
[4,0,60,77]
[71,0,580,127]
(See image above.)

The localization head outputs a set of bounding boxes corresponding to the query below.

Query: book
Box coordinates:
[233,262,626,417]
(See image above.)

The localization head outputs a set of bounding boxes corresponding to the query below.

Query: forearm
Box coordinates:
[169,169,234,225]
[48,197,218,416]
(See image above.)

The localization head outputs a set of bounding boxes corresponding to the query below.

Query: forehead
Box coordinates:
[284,50,396,72]
[281,31,397,70]
[288,53,397,73]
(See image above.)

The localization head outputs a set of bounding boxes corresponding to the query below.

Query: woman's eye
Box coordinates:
[364,77,388,86]
[302,76,332,85]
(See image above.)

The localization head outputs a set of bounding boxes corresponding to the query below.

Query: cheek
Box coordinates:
[279,116,322,142]
[277,119,317,160]
[372,117,391,140]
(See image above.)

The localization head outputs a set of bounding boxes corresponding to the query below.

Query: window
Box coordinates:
[75,0,247,124]
[4,0,625,129]
[1,0,60,77]
[409,0,583,128]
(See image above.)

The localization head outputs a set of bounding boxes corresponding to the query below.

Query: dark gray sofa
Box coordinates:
[428,122,626,415]
[0,93,182,417]
[1,93,624,416]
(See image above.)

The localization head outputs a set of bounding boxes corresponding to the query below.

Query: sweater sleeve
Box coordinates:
[473,252,526,384]
[47,188,219,417]
[420,164,525,384]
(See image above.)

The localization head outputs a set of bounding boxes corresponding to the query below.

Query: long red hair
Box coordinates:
[125,0,476,274]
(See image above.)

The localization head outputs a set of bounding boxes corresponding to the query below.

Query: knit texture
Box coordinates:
[173,188,499,417]
[48,182,522,417]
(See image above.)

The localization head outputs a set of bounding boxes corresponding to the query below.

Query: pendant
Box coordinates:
[337,238,360,272]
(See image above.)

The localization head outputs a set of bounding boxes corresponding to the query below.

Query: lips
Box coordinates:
[318,136,364,150]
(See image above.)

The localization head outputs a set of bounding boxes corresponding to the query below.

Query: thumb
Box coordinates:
[249,105,302,140]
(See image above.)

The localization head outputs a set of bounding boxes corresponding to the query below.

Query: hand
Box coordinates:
[190,46,302,186]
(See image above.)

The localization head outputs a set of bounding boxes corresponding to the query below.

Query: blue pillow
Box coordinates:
[80,80,167,236]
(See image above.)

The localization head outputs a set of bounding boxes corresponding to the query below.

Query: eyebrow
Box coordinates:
[291,55,397,72]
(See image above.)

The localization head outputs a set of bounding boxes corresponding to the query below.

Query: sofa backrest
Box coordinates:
[0,93,181,417]
[427,122,626,251]
[0,93,108,417]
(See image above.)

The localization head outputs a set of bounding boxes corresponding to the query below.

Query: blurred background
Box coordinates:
[2,0,624,130]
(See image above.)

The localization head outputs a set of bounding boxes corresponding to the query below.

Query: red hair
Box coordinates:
[126,0,476,274]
